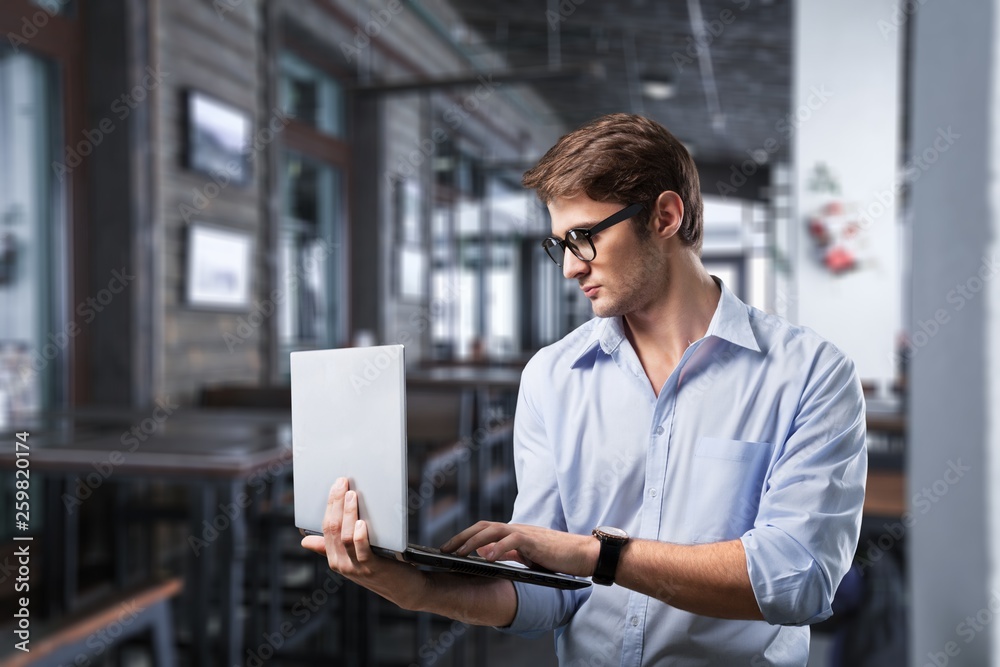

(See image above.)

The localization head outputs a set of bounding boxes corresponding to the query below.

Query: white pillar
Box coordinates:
[908,1,1000,665]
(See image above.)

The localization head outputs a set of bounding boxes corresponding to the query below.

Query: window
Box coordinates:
[0,47,62,414]
[278,52,344,137]
[430,136,487,360]
[273,42,350,379]
[277,153,344,372]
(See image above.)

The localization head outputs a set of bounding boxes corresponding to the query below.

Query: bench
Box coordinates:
[3,578,181,667]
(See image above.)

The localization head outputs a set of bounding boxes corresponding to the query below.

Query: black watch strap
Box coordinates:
[592,527,628,586]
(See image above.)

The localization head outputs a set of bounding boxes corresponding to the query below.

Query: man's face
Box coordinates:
[547,195,668,319]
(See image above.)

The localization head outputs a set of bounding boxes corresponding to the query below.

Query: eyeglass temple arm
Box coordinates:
[587,203,646,236]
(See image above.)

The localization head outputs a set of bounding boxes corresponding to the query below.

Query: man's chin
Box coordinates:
[590,301,621,319]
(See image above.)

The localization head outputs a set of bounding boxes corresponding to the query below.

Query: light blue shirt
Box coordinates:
[501,279,867,666]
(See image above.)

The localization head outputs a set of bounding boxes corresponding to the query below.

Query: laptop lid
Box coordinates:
[291,345,408,553]
[292,345,591,591]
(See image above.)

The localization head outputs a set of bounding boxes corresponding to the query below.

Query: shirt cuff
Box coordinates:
[742,529,834,626]
[493,581,589,638]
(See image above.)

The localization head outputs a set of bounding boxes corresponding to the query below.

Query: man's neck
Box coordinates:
[622,254,721,389]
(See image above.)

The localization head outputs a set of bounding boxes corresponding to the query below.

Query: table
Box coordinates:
[863,408,906,518]
[1,408,293,667]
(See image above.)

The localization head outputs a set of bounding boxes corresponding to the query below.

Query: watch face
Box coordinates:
[596,526,628,539]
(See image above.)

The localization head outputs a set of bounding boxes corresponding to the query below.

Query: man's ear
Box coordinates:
[652,191,685,239]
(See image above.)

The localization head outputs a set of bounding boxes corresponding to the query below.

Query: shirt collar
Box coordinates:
[704,276,762,353]
[570,276,761,367]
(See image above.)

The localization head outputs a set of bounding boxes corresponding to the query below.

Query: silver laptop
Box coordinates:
[291,345,590,590]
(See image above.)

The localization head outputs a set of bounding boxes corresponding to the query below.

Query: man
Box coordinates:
[302,113,867,666]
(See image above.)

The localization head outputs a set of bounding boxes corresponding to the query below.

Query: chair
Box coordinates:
[411,440,473,667]
[475,422,516,522]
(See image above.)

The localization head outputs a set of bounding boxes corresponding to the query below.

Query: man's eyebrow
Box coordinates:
[553,219,601,235]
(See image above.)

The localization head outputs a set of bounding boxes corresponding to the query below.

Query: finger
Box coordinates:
[321,477,348,539]
[456,524,513,556]
[440,521,494,552]
[473,542,498,558]
[301,535,327,555]
[498,550,531,566]
[322,478,352,568]
[484,533,525,562]
[342,490,359,547]
[354,519,372,564]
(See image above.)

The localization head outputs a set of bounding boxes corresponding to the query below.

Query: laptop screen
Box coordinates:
[291,345,409,553]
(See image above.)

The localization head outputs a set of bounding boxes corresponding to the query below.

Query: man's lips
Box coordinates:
[582,285,600,297]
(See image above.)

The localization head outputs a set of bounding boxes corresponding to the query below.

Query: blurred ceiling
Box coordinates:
[439,0,792,166]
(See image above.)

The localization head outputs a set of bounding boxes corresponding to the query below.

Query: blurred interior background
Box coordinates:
[0,0,998,665]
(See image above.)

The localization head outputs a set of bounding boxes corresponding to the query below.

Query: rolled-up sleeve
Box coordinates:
[496,359,590,636]
[741,349,867,625]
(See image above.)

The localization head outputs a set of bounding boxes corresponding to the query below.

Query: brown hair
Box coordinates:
[522,113,703,251]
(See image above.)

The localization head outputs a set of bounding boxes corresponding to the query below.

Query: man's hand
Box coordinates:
[301,477,430,611]
[441,521,600,578]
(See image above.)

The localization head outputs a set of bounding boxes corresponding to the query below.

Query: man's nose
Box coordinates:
[562,249,589,279]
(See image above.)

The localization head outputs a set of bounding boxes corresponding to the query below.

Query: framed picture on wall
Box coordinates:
[183,89,253,187]
[185,222,254,309]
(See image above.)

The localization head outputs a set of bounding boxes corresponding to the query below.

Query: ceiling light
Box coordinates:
[641,78,676,100]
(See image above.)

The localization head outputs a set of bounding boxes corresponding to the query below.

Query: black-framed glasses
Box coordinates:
[540,203,645,267]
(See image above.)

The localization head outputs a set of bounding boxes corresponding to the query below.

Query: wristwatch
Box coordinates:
[591,526,629,586]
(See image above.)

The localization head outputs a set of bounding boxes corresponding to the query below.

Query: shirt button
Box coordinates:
[630,615,639,627]
[654,426,664,436]
[649,488,657,497]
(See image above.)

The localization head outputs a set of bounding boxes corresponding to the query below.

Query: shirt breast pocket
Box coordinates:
[683,437,774,544]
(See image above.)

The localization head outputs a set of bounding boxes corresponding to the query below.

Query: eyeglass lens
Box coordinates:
[543,231,595,267]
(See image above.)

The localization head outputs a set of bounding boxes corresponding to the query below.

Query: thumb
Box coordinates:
[301,534,327,555]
